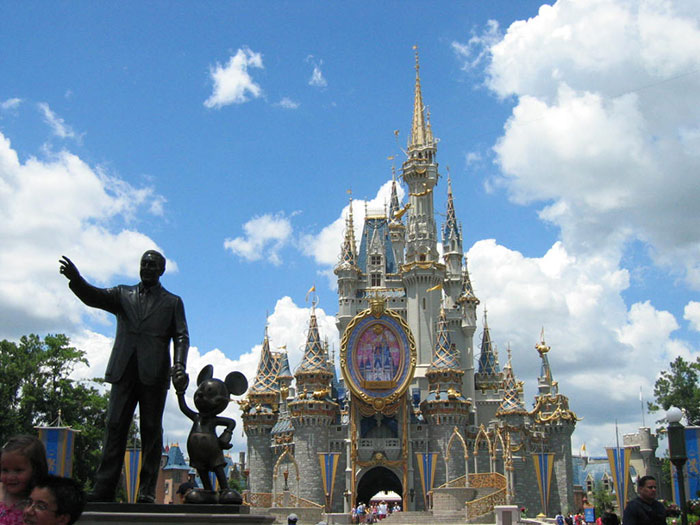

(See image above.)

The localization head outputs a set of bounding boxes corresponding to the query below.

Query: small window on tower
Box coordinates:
[371,255,382,266]
[371,273,381,287]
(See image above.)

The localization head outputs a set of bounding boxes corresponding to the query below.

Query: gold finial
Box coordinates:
[535,326,550,355]
[414,45,420,73]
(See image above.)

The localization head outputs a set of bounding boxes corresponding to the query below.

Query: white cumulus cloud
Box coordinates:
[224,212,293,265]
[460,0,700,288]
[204,47,264,108]
[684,301,700,332]
[0,131,168,340]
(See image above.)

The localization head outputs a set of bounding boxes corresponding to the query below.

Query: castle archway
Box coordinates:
[356,466,402,505]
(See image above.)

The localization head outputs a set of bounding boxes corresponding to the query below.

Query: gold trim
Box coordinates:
[339,304,417,408]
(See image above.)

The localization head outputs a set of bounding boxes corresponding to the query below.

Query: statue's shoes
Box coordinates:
[219,489,243,505]
[185,489,218,504]
[137,494,156,504]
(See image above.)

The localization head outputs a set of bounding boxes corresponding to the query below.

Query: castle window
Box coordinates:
[371,255,382,266]
[419,254,426,261]
[371,273,381,287]
[423,297,426,310]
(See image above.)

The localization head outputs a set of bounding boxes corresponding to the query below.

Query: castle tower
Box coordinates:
[336,199,361,336]
[288,306,339,504]
[388,172,407,268]
[474,311,503,427]
[531,335,578,514]
[442,175,463,308]
[420,307,471,486]
[440,179,477,410]
[270,348,295,483]
[242,329,280,494]
[401,48,445,387]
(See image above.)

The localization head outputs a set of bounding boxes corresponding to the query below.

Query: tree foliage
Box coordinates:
[0,334,109,487]
[592,481,615,517]
[648,356,700,426]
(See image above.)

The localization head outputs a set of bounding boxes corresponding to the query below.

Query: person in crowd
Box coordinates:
[22,475,85,525]
[0,436,48,525]
[555,511,565,525]
[287,513,298,525]
[601,509,619,525]
[622,475,666,525]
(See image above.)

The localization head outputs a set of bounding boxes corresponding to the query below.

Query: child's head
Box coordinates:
[1,435,48,499]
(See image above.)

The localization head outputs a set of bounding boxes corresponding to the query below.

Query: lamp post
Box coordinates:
[667,407,688,525]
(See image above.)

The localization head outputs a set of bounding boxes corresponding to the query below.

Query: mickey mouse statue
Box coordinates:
[173,364,248,504]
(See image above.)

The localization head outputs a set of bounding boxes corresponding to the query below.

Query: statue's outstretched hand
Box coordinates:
[59,256,80,281]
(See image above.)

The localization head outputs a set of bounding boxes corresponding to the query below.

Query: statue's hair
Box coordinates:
[142,250,166,271]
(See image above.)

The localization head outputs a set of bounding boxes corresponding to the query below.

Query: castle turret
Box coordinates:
[474,312,503,427]
[388,171,407,267]
[288,305,339,504]
[530,335,578,514]
[421,307,471,485]
[401,48,445,388]
[336,199,361,336]
[242,329,280,494]
[442,176,463,308]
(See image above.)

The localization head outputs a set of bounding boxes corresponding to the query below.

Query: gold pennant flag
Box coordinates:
[305,285,316,302]
[426,283,443,292]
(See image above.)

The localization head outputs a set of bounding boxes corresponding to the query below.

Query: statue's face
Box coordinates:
[140,253,164,286]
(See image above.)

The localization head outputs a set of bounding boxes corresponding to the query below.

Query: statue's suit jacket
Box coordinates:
[69,277,189,387]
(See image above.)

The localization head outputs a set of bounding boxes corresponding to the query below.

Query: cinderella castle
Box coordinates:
[240,51,579,519]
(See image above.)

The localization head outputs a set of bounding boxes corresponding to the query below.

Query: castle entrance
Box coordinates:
[356,466,402,505]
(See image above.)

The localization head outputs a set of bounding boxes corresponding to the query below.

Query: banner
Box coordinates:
[606,447,632,511]
[415,452,438,508]
[36,426,77,477]
[123,448,142,503]
[671,426,700,506]
[532,452,555,516]
[318,452,341,499]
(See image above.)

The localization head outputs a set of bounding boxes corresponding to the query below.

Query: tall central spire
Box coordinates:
[410,46,428,150]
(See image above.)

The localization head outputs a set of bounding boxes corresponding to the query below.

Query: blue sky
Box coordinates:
[2,1,699,455]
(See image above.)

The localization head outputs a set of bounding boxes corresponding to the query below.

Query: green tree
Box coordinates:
[0,334,109,487]
[592,481,615,517]
[648,356,700,426]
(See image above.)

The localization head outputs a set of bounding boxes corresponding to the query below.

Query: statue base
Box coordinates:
[80,503,275,524]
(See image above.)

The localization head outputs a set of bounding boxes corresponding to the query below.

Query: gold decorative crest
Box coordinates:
[339,301,416,408]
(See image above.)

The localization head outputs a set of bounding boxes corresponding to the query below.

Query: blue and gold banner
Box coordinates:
[36,427,77,477]
[415,452,438,508]
[606,447,632,511]
[532,452,555,516]
[318,452,341,498]
[124,448,141,503]
[671,427,700,505]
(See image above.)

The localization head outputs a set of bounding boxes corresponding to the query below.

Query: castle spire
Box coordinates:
[409,46,428,151]
[389,168,400,220]
[338,198,358,268]
[296,304,332,375]
[457,256,479,305]
[250,327,280,394]
[496,346,527,415]
[477,311,499,376]
[535,328,557,395]
[429,307,460,371]
[443,174,460,245]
